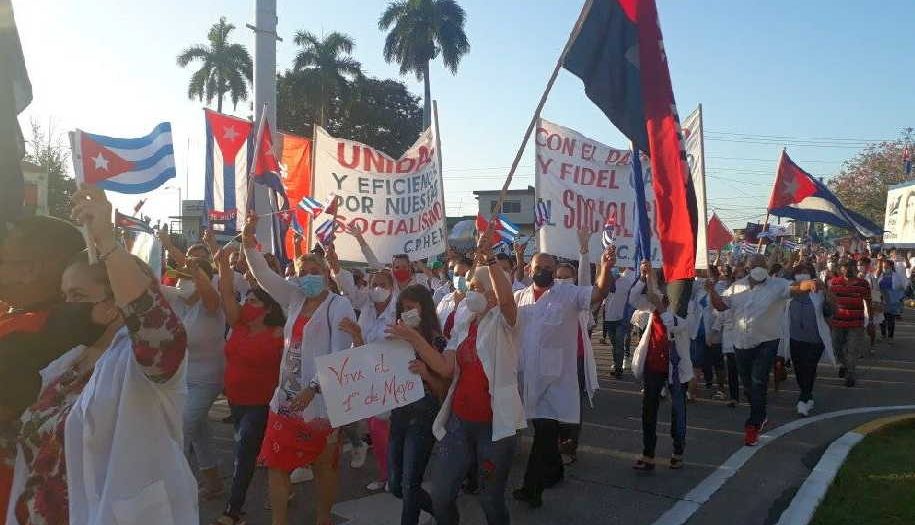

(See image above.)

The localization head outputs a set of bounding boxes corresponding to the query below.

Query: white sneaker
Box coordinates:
[350,442,369,469]
[807,399,815,413]
[290,466,313,484]
[366,480,387,491]
[796,401,810,417]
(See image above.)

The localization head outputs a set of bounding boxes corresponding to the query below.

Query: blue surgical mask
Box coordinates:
[453,274,468,292]
[295,274,326,297]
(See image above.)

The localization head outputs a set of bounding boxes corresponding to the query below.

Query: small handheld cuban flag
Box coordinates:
[534,200,550,230]
[324,193,340,216]
[315,219,336,247]
[602,214,618,249]
[115,210,153,234]
[740,241,758,255]
[289,214,305,238]
[496,214,520,243]
[781,239,800,252]
[298,196,324,217]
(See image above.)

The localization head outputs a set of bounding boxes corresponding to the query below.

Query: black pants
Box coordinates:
[703,344,725,389]
[725,353,740,402]
[881,314,897,338]
[789,339,824,403]
[641,371,687,457]
[522,418,563,497]
[558,356,587,451]
[226,404,269,517]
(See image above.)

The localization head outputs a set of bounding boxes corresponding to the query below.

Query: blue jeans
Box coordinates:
[227,404,269,516]
[604,319,630,370]
[388,394,438,525]
[734,340,778,428]
[184,382,222,470]
[642,372,687,457]
[430,415,517,525]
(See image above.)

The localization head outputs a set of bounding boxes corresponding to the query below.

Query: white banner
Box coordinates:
[883,180,915,247]
[535,118,662,267]
[682,106,709,269]
[315,339,425,428]
[312,126,446,262]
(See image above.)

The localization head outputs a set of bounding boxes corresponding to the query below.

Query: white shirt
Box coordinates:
[437,292,472,351]
[603,272,636,322]
[630,311,694,383]
[162,281,226,386]
[358,295,398,345]
[720,276,792,350]
[515,282,592,424]
[66,328,197,525]
[432,281,452,306]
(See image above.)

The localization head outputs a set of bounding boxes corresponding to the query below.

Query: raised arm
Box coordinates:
[476,229,516,326]
[346,224,383,269]
[577,230,592,287]
[215,248,242,325]
[157,224,187,268]
[513,241,527,284]
[591,246,616,306]
[242,213,298,307]
[187,259,219,313]
[703,278,729,311]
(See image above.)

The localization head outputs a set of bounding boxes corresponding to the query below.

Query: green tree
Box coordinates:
[177,17,252,113]
[379,0,470,128]
[23,119,76,220]
[829,141,909,227]
[291,31,362,127]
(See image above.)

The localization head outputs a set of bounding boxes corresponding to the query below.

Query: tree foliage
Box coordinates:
[829,141,909,227]
[177,17,252,113]
[291,31,362,126]
[23,120,76,221]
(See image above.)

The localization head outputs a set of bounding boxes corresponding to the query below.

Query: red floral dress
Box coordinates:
[11,286,186,525]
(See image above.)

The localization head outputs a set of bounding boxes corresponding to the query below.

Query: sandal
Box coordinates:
[670,455,684,470]
[632,457,655,471]
[211,513,246,525]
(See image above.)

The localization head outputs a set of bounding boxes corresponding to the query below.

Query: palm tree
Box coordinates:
[177,17,252,113]
[291,31,363,127]
[379,0,469,128]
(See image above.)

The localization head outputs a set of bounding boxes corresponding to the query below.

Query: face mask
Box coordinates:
[447,269,455,281]
[794,273,811,282]
[369,287,391,303]
[295,274,326,298]
[464,290,488,314]
[749,266,768,282]
[532,268,554,288]
[453,274,468,293]
[826,262,835,271]
[400,308,421,328]
[393,268,411,283]
[50,301,113,347]
[240,303,266,323]
[555,278,574,285]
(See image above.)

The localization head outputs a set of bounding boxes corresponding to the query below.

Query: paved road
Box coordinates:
[200,314,915,524]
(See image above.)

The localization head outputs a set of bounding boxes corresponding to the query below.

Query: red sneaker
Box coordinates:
[744,425,759,446]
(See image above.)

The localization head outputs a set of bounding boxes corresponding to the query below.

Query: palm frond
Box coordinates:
[378,0,410,30]
[176,45,210,67]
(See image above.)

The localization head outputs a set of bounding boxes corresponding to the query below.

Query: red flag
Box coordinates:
[476,213,489,233]
[323,193,340,216]
[278,133,312,257]
[768,151,818,210]
[706,213,733,251]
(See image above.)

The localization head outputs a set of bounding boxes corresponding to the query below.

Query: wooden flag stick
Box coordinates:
[68,130,97,264]
[489,0,594,219]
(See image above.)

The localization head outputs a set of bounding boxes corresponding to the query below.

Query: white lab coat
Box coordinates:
[246,246,355,420]
[432,307,526,442]
[631,311,694,384]
[778,292,837,365]
[576,254,599,406]
[357,294,398,346]
[65,328,197,525]
[515,282,592,424]
[437,292,472,351]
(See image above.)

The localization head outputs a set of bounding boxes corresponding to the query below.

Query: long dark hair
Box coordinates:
[395,284,442,344]
[247,287,285,327]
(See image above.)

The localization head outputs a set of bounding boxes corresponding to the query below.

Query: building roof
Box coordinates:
[472,185,535,196]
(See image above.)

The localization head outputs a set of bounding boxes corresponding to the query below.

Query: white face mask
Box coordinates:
[555,277,574,285]
[369,287,391,303]
[452,274,468,293]
[464,290,488,314]
[794,273,811,282]
[749,266,769,282]
[400,308,421,328]
[826,262,835,271]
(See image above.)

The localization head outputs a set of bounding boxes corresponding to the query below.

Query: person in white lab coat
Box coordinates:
[8,186,197,525]
[512,230,616,509]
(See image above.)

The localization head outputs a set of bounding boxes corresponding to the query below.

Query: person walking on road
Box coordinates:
[828,259,871,388]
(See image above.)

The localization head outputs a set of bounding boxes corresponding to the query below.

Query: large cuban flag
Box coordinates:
[74,122,175,193]
[204,109,253,232]
[768,151,880,237]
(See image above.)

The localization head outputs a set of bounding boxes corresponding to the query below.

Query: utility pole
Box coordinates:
[248,0,282,249]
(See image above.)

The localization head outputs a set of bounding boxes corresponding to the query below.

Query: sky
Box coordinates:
[14,0,915,230]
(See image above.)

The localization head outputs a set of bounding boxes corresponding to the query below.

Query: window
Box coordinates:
[501,200,521,213]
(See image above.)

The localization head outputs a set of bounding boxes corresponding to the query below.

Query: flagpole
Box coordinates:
[307,124,317,252]
[758,148,785,254]
[697,103,709,256]
[432,99,447,260]
[68,130,98,264]
[490,0,594,219]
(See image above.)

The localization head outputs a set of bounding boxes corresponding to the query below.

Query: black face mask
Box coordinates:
[48,301,112,347]
[532,268,555,288]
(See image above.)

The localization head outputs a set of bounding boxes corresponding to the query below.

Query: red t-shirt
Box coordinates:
[645,314,670,375]
[223,323,285,405]
[291,313,309,346]
[452,321,493,422]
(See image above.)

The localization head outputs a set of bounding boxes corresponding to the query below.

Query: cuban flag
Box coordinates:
[495,214,520,243]
[204,109,253,232]
[768,151,880,237]
[115,210,153,234]
[781,239,800,251]
[72,123,175,193]
[602,214,618,249]
[534,200,550,229]
[298,196,324,216]
[563,0,698,283]
[315,218,336,247]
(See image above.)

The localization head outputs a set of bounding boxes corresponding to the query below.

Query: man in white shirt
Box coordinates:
[512,231,616,509]
[706,254,819,447]
[602,267,637,377]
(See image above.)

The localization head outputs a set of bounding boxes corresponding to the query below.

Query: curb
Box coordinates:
[774,413,915,525]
